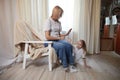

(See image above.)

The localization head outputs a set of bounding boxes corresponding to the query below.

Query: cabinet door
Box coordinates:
[116,24,120,55]
[100,38,114,51]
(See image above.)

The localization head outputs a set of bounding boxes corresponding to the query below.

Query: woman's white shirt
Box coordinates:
[44,18,62,40]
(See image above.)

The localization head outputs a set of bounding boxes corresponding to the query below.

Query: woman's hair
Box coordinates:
[52,6,64,17]
[79,40,87,52]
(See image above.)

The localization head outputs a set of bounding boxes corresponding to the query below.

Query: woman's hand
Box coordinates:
[60,36,65,40]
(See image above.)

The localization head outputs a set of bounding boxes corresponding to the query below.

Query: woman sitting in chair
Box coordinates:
[44,6,77,72]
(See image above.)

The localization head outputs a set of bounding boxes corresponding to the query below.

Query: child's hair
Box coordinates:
[79,40,87,52]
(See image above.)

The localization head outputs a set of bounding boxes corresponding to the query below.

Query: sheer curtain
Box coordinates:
[73,0,101,54]
[0,0,17,68]
[17,0,48,34]
[0,0,48,68]
[15,0,48,58]
[0,0,101,69]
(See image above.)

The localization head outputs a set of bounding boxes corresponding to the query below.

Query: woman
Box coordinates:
[44,6,77,72]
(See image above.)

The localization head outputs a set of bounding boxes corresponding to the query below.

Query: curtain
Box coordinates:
[17,0,48,34]
[0,0,101,69]
[0,0,17,68]
[73,0,101,54]
[15,0,48,57]
[0,0,48,68]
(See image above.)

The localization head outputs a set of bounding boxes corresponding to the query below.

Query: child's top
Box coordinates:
[73,46,86,63]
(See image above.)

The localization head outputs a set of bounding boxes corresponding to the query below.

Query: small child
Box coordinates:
[73,40,91,68]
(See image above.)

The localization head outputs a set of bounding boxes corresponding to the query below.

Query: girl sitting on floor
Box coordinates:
[73,40,91,68]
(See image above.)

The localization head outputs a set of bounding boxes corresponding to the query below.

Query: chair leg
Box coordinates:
[23,54,26,69]
[48,48,52,71]
[23,43,28,69]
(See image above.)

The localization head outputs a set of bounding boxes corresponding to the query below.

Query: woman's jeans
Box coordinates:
[44,40,74,68]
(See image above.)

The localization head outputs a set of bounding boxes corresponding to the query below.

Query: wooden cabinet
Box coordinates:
[100,38,114,51]
[103,25,110,38]
[115,24,120,55]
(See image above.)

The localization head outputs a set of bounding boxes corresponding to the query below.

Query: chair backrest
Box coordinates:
[14,20,42,45]
[14,20,44,56]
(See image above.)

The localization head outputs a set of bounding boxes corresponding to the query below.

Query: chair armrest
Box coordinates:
[21,41,53,48]
[21,41,52,44]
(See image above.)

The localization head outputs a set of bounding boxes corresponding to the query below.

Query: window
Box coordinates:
[48,0,74,31]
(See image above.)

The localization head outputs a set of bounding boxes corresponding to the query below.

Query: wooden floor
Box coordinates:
[0,51,120,80]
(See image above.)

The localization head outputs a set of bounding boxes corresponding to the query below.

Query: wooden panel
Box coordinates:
[114,34,116,51]
[100,38,114,51]
[103,25,110,38]
[115,24,120,55]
